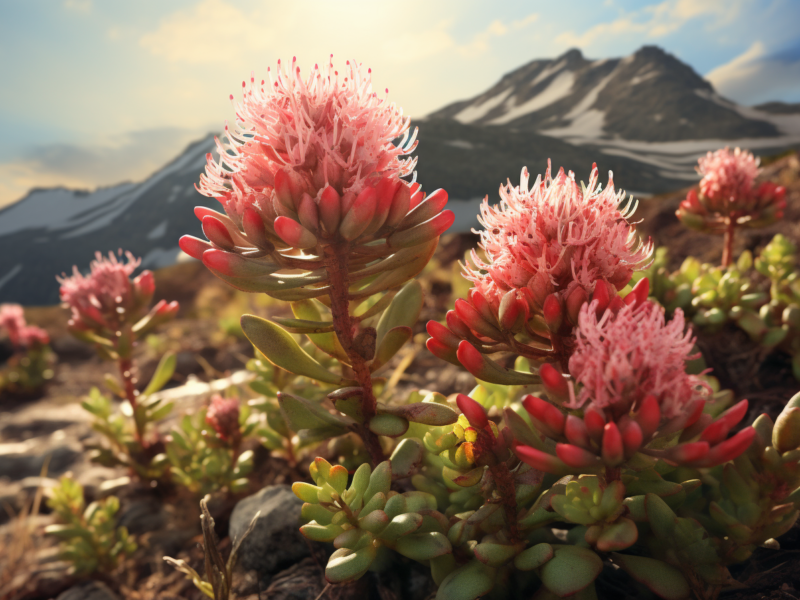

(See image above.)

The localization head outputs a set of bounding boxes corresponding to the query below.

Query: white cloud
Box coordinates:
[557,0,735,48]
[0,128,207,208]
[63,0,91,13]
[706,41,800,105]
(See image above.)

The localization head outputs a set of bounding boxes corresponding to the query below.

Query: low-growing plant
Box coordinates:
[639,232,800,380]
[57,251,180,478]
[166,395,256,496]
[0,303,55,396]
[676,147,786,266]
[44,476,136,576]
[164,496,260,600]
[180,58,800,600]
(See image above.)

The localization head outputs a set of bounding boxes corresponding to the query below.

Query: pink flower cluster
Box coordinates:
[206,395,241,443]
[697,147,760,207]
[677,146,786,236]
[197,56,417,227]
[464,162,653,311]
[567,300,708,419]
[516,295,755,473]
[58,251,145,329]
[0,304,49,349]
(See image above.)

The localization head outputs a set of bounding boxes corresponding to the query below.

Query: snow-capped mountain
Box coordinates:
[0,136,218,305]
[3,45,800,305]
[426,46,800,185]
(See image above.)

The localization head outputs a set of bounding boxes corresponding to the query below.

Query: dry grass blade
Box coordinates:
[0,456,51,599]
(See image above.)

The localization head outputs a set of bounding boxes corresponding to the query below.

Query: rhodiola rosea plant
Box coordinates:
[57,251,180,479]
[182,57,800,600]
[0,303,54,396]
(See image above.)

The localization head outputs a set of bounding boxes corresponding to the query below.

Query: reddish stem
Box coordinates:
[474,429,520,543]
[491,460,520,543]
[722,219,735,268]
[605,466,621,483]
[119,356,147,448]
[324,244,385,465]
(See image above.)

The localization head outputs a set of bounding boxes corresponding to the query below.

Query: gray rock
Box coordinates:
[262,557,325,600]
[116,496,168,534]
[56,581,120,600]
[0,441,81,479]
[229,484,309,575]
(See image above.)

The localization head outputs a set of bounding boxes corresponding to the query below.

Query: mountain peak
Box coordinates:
[558,48,584,61]
[427,44,778,142]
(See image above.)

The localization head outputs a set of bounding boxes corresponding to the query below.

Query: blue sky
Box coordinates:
[1,0,799,206]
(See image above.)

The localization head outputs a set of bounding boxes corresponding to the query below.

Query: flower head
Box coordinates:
[206,395,241,443]
[58,251,141,328]
[0,304,26,347]
[19,325,49,348]
[197,57,417,226]
[568,301,708,419]
[182,57,452,305]
[697,147,759,208]
[516,299,755,474]
[464,162,652,311]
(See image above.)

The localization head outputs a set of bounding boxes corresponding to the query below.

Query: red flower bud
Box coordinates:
[540,363,569,400]
[274,216,317,249]
[543,294,563,332]
[202,215,236,251]
[456,394,488,429]
[179,235,214,260]
[601,422,624,466]
[317,185,342,235]
[522,395,565,436]
[556,443,603,468]
[206,395,241,443]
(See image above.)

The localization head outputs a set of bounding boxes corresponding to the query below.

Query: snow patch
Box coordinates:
[531,59,567,86]
[543,109,606,139]
[454,88,514,124]
[631,70,659,85]
[0,264,22,292]
[696,89,800,136]
[489,72,576,125]
[147,220,169,240]
[444,139,477,150]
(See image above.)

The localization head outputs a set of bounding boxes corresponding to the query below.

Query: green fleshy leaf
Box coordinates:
[278,392,351,431]
[371,326,412,371]
[325,544,377,583]
[379,513,423,541]
[612,553,691,600]
[473,542,518,567]
[514,542,553,571]
[395,532,451,561]
[435,560,495,600]
[241,314,342,384]
[539,545,603,597]
[369,413,409,437]
[381,401,458,426]
[143,352,176,396]
[390,438,424,479]
[375,280,424,344]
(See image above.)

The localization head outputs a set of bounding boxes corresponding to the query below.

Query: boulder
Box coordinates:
[228,484,309,575]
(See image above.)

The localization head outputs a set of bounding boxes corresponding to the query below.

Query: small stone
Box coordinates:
[228,484,309,575]
[0,441,81,480]
[263,557,325,600]
[56,581,120,600]
[117,497,168,534]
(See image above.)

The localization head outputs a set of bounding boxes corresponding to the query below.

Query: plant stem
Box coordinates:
[722,219,735,268]
[490,461,520,543]
[324,244,385,465]
[119,356,147,448]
